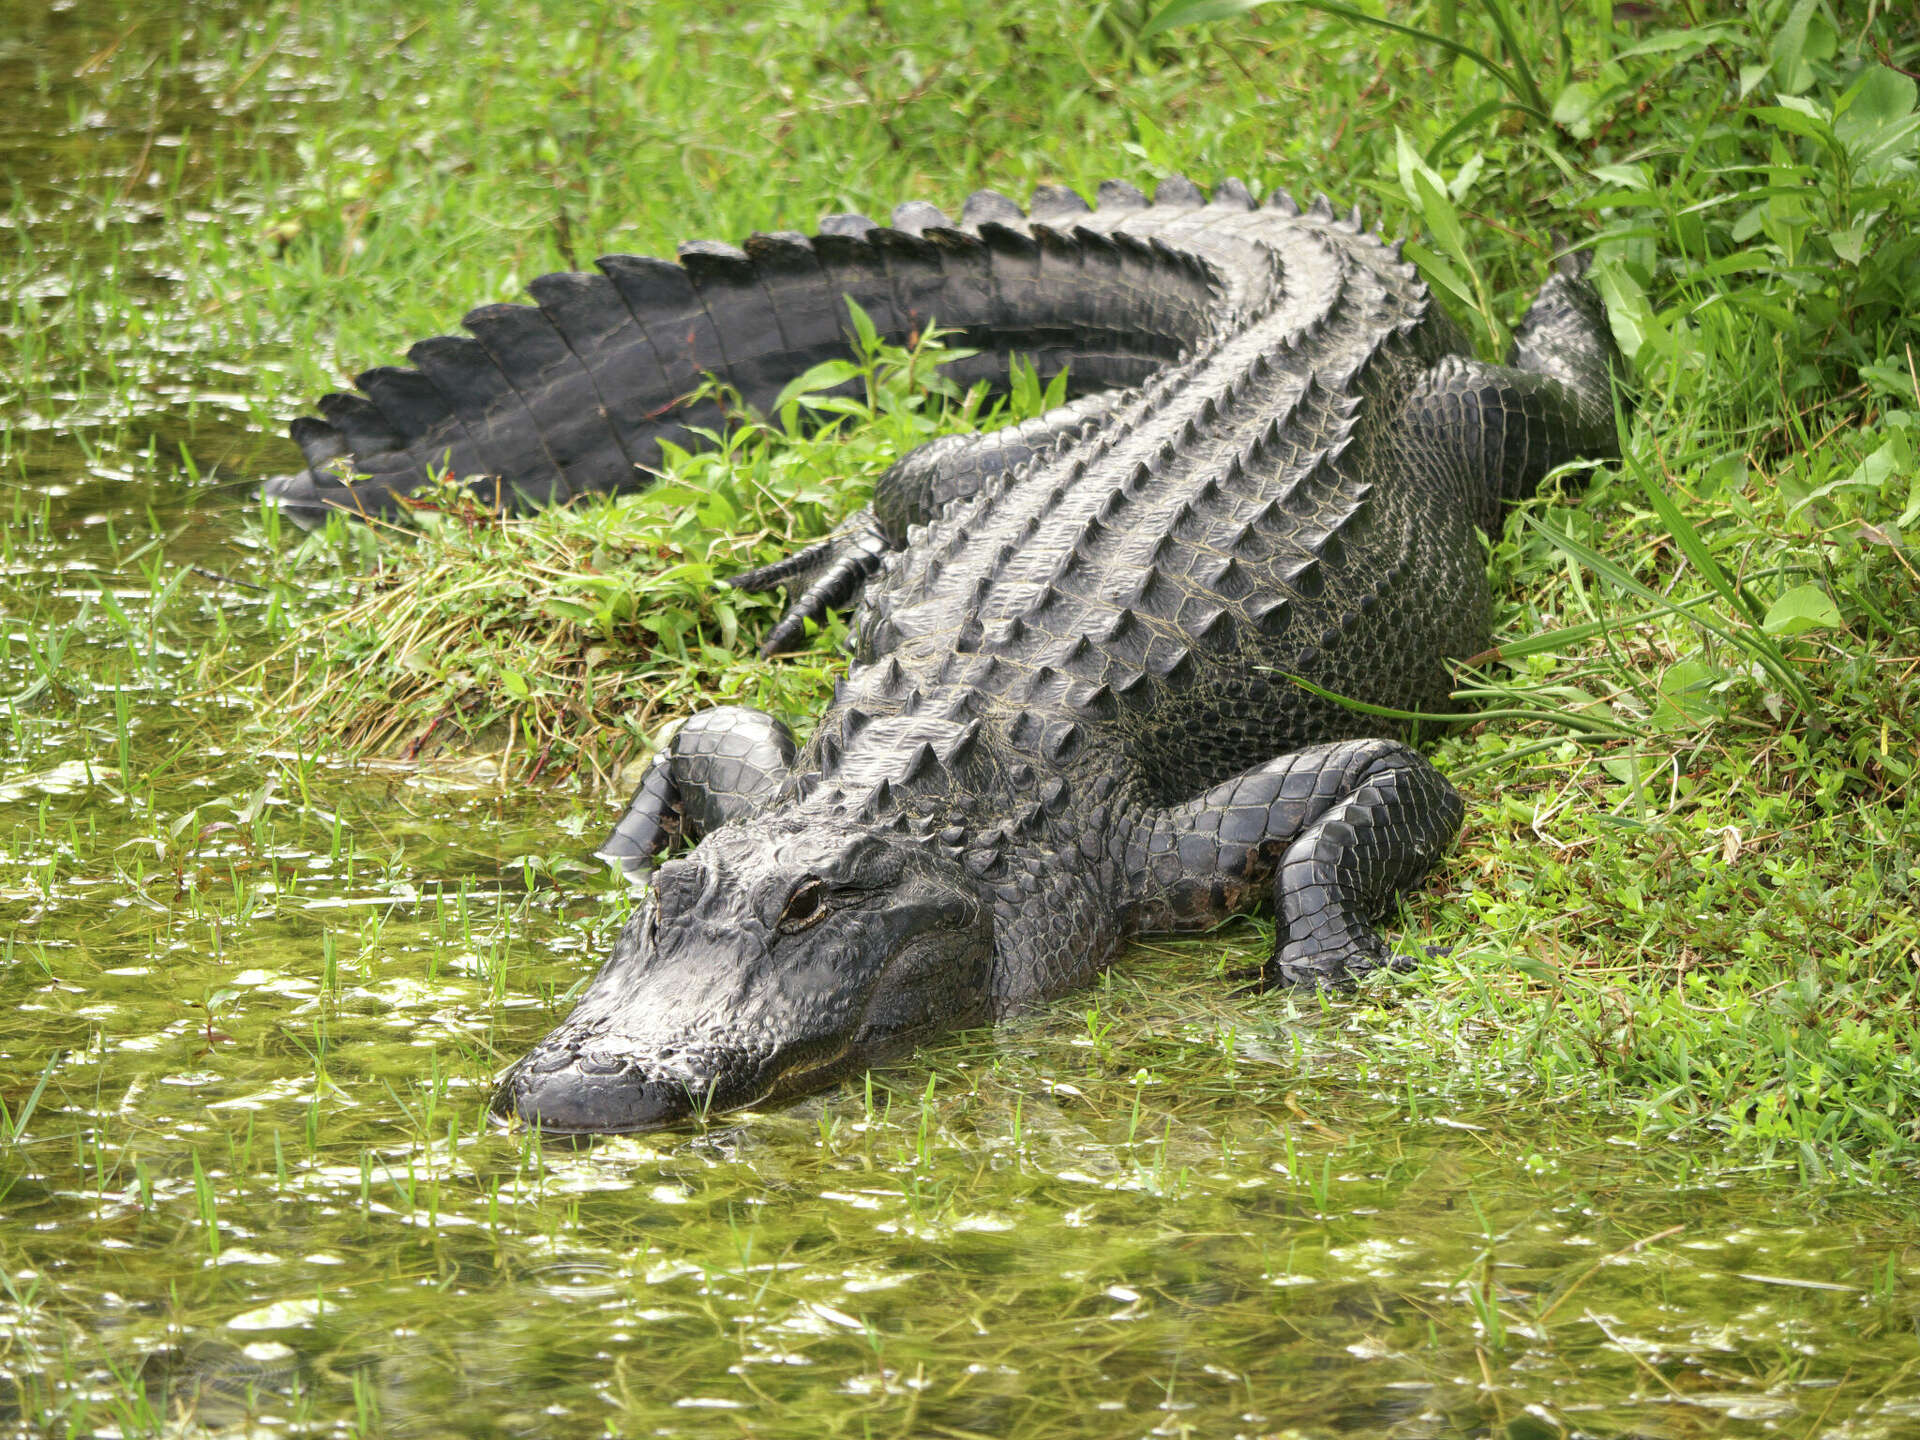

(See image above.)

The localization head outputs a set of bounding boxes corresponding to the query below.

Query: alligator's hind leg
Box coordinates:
[1410,259,1627,530]
[730,392,1120,655]
[1129,740,1463,986]
[597,707,796,877]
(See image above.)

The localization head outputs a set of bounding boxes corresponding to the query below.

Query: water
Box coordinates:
[4,2,1919,1435]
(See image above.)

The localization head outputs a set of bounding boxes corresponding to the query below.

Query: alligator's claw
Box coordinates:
[730,507,892,656]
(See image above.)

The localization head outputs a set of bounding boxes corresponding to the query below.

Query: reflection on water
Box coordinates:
[4,2,1920,1436]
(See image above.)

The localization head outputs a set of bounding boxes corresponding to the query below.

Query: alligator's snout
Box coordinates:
[492,816,995,1135]
[495,1048,712,1135]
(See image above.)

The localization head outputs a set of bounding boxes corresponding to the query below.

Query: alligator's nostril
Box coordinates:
[575,1051,628,1077]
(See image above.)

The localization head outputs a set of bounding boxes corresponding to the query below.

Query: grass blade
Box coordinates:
[1520,514,1822,718]
[1139,0,1551,118]
[4,1052,61,1145]
[1266,669,1638,736]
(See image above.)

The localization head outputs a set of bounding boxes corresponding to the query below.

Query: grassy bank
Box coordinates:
[238,0,1920,1178]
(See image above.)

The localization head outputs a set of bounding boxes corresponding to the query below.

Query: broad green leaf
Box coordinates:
[1403,242,1477,313]
[1761,585,1841,636]
[1830,219,1871,266]
[1588,162,1650,190]
[1792,433,1912,514]
[1393,128,1443,209]
[1448,151,1484,203]
[1413,171,1469,268]
[1834,65,1920,176]
[1503,953,1562,984]
[771,359,864,416]
[1552,80,1602,135]
[844,297,878,353]
[1655,658,1722,727]
[1766,0,1812,96]
[499,668,531,699]
[1753,104,1834,147]
[1612,23,1742,61]
[1130,109,1178,173]
[1138,0,1261,34]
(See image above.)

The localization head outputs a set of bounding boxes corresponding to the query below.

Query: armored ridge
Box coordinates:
[448,177,1625,1136]
[267,177,1322,520]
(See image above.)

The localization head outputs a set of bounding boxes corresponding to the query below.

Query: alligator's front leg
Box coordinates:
[730,392,1120,655]
[597,706,796,877]
[1129,740,1464,986]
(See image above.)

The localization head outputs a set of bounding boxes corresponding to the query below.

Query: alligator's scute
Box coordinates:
[271,173,1623,1135]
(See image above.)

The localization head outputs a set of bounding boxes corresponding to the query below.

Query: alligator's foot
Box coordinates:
[1233,937,1451,994]
[597,706,798,877]
[729,507,890,656]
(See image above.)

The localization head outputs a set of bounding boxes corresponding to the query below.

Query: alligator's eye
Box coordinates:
[777,878,829,934]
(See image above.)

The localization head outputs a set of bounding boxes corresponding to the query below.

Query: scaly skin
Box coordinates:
[266,174,1623,1135]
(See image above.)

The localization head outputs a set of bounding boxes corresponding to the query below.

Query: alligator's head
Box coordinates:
[492,815,995,1134]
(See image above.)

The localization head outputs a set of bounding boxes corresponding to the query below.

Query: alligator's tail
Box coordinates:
[265,179,1394,521]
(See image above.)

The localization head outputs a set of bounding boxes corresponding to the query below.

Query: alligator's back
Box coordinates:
[817,216,1486,811]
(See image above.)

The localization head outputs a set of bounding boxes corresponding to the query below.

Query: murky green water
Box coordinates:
[5,3,1920,1436]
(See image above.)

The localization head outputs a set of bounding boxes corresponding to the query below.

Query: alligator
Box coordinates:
[270,175,1622,1134]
